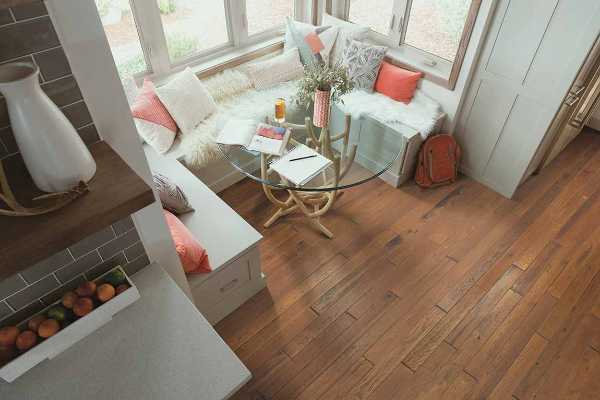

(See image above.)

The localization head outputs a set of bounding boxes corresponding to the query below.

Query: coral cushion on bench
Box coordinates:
[163,210,212,274]
[374,61,423,104]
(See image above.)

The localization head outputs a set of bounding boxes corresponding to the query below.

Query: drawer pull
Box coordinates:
[220,279,239,293]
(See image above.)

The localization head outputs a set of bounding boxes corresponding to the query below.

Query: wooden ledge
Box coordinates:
[0,0,39,10]
[0,141,155,280]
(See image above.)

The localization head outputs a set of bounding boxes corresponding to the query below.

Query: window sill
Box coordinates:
[362,33,454,89]
[384,46,452,88]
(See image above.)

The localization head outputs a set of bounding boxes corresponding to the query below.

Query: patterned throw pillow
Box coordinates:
[341,39,387,92]
[153,173,195,214]
[284,18,337,66]
[321,13,369,67]
[130,79,178,153]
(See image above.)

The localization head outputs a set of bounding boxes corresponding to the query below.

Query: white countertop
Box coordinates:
[0,263,250,400]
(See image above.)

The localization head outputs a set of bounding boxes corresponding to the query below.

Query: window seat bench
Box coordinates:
[143,143,265,325]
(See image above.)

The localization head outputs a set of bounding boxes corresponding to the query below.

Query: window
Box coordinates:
[246,0,295,37]
[95,0,305,79]
[95,0,148,78]
[347,0,395,36]
[404,0,472,62]
[339,0,481,88]
[159,0,230,62]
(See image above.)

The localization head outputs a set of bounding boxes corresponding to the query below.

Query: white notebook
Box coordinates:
[270,144,332,186]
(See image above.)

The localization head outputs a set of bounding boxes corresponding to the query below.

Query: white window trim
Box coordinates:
[119,0,309,80]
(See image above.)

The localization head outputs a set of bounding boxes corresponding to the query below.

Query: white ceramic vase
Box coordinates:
[0,63,96,192]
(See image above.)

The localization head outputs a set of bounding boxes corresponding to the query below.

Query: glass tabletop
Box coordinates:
[217,111,419,192]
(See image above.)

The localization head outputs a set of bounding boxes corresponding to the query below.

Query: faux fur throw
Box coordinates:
[180,70,297,170]
[337,89,442,139]
[179,69,442,170]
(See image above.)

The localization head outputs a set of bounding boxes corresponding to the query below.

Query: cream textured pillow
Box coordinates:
[322,13,369,66]
[242,49,304,90]
[156,67,216,135]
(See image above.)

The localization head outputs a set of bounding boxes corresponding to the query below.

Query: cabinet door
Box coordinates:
[455,0,600,198]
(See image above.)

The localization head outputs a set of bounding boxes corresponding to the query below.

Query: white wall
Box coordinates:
[418,0,498,132]
[46,0,192,300]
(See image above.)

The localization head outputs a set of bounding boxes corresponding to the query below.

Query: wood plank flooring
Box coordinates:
[216,130,600,400]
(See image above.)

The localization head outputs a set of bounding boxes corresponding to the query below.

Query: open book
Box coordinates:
[270,144,333,186]
[216,119,291,156]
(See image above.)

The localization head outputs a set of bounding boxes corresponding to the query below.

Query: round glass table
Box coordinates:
[218,113,414,238]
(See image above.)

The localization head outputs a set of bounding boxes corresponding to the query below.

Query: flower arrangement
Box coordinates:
[294,62,353,110]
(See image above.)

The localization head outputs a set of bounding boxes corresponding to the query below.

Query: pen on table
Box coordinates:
[289,155,317,162]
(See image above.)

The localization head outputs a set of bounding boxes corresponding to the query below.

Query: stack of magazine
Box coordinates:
[216,119,291,156]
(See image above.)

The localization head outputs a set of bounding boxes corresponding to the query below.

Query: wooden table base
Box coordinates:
[260,115,355,239]
[263,190,336,239]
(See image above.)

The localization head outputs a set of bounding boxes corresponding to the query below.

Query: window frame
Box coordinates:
[106,0,307,80]
[331,0,482,90]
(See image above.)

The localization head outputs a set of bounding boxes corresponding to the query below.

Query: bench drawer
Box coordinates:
[191,253,253,308]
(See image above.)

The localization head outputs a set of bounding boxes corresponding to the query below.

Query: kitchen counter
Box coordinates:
[0,263,250,400]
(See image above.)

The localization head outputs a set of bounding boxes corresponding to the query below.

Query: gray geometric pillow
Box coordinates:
[153,173,194,214]
[341,39,387,91]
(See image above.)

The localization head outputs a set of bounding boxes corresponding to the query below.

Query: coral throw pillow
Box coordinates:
[131,79,178,154]
[304,31,325,54]
[374,61,423,104]
[131,79,178,132]
[163,210,212,274]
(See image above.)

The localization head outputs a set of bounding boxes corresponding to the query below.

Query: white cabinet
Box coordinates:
[455,0,600,197]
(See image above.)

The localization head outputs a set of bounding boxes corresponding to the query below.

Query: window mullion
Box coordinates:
[399,0,411,45]
[130,0,170,76]
[295,0,310,23]
[390,0,409,46]
[226,0,247,48]
[329,0,347,19]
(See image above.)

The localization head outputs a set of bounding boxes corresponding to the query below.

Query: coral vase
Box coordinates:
[0,63,96,192]
[313,89,331,128]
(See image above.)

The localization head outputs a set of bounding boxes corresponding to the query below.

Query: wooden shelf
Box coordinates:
[0,0,38,10]
[0,141,155,280]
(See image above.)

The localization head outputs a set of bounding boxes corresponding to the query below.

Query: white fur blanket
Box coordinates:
[337,90,441,139]
[180,70,297,171]
[180,70,441,170]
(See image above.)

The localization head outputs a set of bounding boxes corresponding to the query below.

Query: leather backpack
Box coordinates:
[415,134,461,188]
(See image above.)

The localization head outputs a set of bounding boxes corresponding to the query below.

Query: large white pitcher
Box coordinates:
[0,63,96,192]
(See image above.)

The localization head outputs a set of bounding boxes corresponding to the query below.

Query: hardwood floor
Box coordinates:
[216,130,600,400]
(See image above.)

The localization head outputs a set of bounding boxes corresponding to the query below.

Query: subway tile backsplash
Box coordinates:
[0,0,100,160]
[0,216,149,325]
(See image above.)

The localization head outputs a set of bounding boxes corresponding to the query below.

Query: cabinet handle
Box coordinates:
[389,15,396,31]
[220,279,239,293]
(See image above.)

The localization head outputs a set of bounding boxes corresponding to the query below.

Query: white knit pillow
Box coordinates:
[156,67,216,135]
[242,49,304,90]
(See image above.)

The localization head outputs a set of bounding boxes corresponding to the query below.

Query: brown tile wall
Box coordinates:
[0,0,100,160]
[0,216,150,325]
[0,2,150,326]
